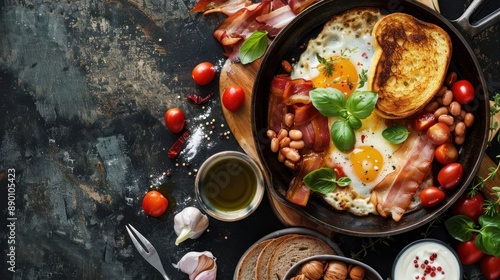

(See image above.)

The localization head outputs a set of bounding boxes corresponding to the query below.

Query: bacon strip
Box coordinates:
[256,5,296,37]
[371,129,435,222]
[288,0,319,14]
[190,0,252,16]
[286,153,324,206]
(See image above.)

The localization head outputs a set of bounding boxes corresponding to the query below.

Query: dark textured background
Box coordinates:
[0,0,499,279]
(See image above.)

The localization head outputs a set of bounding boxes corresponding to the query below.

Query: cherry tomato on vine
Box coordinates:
[142,190,169,217]
[164,108,185,133]
[456,238,484,265]
[419,186,445,207]
[222,85,245,111]
[435,142,459,165]
[480,255,500,280]
[192,62,216,86]
[437,162,463,190]
[452,192,484,223]
[412,112,436,131]
[451,79,475,104]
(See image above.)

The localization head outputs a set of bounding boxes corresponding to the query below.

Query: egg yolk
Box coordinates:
[349,145,384,184]
[313,56,359,95]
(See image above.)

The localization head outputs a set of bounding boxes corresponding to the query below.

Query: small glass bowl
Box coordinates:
[195,151,265,222]
[392,238,463,280]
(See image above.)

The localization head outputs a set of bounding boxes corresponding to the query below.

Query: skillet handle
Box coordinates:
[450,0,500,37]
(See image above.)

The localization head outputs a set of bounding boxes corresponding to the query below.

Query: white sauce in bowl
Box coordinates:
[393,239,462,280]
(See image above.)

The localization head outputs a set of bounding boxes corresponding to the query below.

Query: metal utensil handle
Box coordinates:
[450,0,500,37]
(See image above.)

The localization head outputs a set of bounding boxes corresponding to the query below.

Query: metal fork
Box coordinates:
[125,224,170,280]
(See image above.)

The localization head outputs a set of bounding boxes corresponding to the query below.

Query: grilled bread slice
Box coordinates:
[368,13,452,119]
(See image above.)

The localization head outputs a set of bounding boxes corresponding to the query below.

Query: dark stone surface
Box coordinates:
[0,0,498,279]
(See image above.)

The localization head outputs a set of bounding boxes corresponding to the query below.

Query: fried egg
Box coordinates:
[290,8,404,216]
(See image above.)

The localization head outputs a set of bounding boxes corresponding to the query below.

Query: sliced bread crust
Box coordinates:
[235,239,272,280]
[368,12,452,119]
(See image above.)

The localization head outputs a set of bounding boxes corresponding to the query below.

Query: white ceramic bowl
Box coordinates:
[284,254,383,280]
[392,238,463,280]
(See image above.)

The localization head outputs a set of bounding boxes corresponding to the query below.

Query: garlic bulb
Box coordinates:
[173,251,216,280]
[174,207,209,245]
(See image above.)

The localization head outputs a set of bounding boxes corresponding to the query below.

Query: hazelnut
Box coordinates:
[299,260,324,280]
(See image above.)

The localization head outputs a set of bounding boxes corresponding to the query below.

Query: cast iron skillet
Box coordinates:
[252,0,492,236]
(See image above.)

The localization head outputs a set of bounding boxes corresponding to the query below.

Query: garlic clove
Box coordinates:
[173,251,216,280]
[174,207,209,245]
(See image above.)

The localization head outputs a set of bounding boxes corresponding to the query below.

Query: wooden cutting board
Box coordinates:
[218,1,500,232]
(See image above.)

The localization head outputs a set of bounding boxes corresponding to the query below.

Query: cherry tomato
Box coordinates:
[142,190,169,217]
[456,239,484,265]
[222,85,245,111]
[480,255,500,280]
[437,162,463,190]
[426,123,451,145]
[192,62,216,86]
[412,112,436,131]
[435,142,459,165]
[419,186,445,207]
[451,79,475,104]
[452,192,484,223]
[164,108,185,133]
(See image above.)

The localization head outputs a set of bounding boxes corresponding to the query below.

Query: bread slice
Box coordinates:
[255,235,295,280]
[266,235,335,279]
[368,12,452,119]
[235,239,272,280]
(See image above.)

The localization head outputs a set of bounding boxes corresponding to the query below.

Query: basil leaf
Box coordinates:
[337,176,352,187]
[240,31,268,65]
[382,125,409,144]
[310,88,346,116]
[479,213,500,229]
[303,168,338,194]
[475,225,500,256]
[445,215,476,242]
[346,91,378,119]
[331,119,355,152]
[347,115,362,130]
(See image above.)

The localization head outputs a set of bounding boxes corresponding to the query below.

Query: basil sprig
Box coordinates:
[303,168,351,194]
[240,31,268,65]
[445,214,500,257]
[382,125,409,144]
[310,88,378,152]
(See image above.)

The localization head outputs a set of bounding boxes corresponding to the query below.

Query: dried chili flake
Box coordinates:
[168,130,190,159]
[186,92,214,104]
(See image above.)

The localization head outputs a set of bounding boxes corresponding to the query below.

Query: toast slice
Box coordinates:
[255,235,295,280]
[266,235,335,279]
[235,239,272,280]
[368,13,452,119]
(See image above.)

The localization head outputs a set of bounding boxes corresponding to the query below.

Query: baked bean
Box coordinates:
[425,101,440,112]
[448,123,456,132]
[284,160,296,170]
[281,147,301,162]
[436,85,447,97]
[289,129,303,141]
[279,136,291,149]
[438,114,454,126]
[270,138,279,153]
[455,135,465,145]
[267,129,276,139]
[457,110,466,120]
[434,106,449,118]
[446,71,458,87]
[449,101,461,116]
[284,113,294,127]
[290,140,305,150]
[442,90,453,106]
[277,129,288,141]
[278,151,285,162]
[455,121,466,136]
[281,60,292,73]
[464,113,474,127]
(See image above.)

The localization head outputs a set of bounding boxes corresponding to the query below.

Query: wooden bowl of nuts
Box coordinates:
[284,254,383,280]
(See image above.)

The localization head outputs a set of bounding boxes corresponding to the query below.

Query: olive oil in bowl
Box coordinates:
[195,151,264,221]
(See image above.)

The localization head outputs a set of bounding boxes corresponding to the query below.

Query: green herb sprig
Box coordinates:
[309,88,378,152]
[445,214,500,257]
[382,125,409,144]
[240,31,268,65]
[303,167,351,194]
